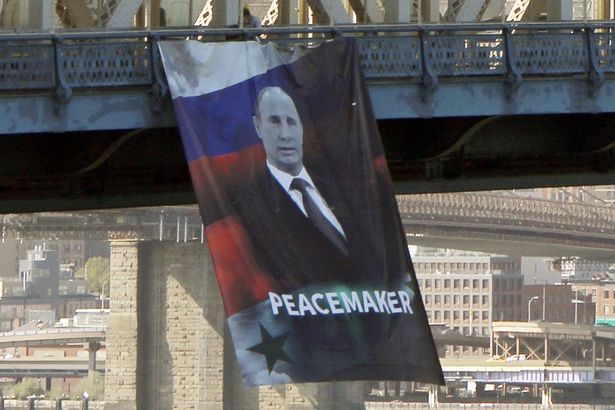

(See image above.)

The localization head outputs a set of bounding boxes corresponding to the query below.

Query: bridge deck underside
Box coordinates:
[2,26,615,212]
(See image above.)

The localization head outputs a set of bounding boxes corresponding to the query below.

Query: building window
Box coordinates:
[463,279,470,288]
[435,279,441,289]
[425,279,431,288]
[444,295,451,305]
[444,279,450,289]
[473,295,479,305]
[605,290,610,299]
[434,295,441,305]
[425,295,432,304]
[463,295,470,305]
[434,311,441,320]
[473,279,479,289]
[482,295,489,305]
[454,279,460,288]
[453,311,460,320]
[472,311,479,320]
[482,311,489,320]
[482,279,489,289]
[463,311,469,320]
[605,306,610,315]
[454,295,460,305]
[444,311,450,320]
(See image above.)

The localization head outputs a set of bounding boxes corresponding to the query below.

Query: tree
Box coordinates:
[78,257,110,296]
[11,378,44,399]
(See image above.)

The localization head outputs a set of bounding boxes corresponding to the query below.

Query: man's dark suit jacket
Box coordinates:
[230,165,388,293]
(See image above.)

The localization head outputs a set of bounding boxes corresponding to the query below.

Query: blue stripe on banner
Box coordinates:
[175,63,294,162]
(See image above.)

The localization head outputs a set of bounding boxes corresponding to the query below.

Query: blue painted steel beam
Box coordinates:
[2,23,615,134]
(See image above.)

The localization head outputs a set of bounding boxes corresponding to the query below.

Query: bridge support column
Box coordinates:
[279,0,300,25]
[211,0,240,27]
[592,339,596,380]
[383,0,412,22]
[420,0,440,23]
[541,385,552,407]
[137,241,226,409]
[547,0,573,21]
[428,384,439,407]
[87,341,101,387]
[105,240,140,410]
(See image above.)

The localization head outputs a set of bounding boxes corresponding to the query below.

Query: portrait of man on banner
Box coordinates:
[158,38,443,387]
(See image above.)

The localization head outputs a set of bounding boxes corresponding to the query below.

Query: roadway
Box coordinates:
[0,327,105,349]
[0,357,104,378]
[441,358,615,385]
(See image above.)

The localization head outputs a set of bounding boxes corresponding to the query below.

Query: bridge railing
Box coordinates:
[2,22,615,97]
[398,192,615,236]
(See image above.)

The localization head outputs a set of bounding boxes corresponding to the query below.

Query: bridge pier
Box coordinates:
[87,341,101,387]
[541,385,552,407]
[105,240,366,409]
[105,240,139,410]
[428,384,439,407]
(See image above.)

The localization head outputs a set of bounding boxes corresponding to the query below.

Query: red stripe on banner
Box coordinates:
[189,144,265,190]
[188,144,266,224]
[206,216,274,316]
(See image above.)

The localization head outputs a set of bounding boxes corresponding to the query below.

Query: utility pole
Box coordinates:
[528,296,539,322]
[542,284,546,321]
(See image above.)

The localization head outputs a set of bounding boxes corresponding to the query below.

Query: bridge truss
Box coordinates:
[0,0,608,30]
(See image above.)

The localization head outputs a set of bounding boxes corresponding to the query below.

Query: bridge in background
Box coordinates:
[3,191,614,259]
[398,192,615,260]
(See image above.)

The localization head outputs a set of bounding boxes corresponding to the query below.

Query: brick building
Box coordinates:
[523,284,595,324]
[570,281,615,325]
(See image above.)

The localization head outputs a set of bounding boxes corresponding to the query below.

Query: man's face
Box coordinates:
[254,89,304,175]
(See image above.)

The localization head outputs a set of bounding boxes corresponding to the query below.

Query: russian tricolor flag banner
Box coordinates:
[159,38,443,387]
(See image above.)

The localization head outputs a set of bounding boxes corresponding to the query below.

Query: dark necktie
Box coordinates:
[290,178,349,257]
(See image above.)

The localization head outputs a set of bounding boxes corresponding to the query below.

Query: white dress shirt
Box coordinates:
[267,162,346,238]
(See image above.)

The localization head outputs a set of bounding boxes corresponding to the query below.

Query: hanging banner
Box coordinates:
[159,38,443,387]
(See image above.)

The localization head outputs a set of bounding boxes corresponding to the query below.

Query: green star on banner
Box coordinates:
[247,324,293,373]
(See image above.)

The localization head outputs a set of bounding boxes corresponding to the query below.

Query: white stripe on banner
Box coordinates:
[158,40,304,99]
